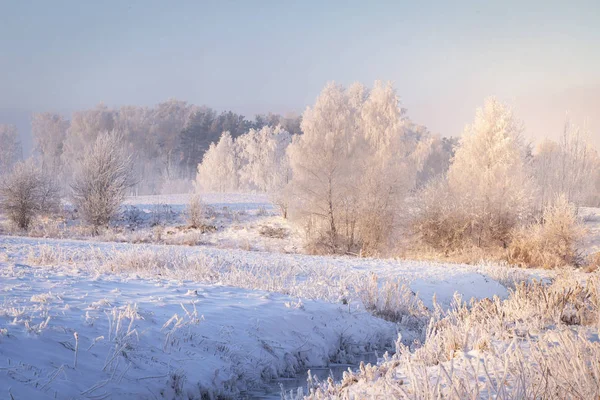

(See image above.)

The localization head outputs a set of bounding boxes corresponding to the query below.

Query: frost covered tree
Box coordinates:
[71,132,136,233]
[416,136,458,187]
[0,124,22,175]
[152,99,197,181]
[195,132,239,192]
[0,159,60,230]
[236,125,293,217]
[286,82,360,253]
[354,82,430,253]
[533,121,598,209]
[31,113,70,175]
[447,97,535,247]
[237,125,292,192]
[62,104,116,182]
[180,108,250,179]
[286,81,430,254]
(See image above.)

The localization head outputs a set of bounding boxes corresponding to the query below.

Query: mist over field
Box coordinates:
[1,1,600,399]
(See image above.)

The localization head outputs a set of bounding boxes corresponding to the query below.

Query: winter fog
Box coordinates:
[1,2,600,399]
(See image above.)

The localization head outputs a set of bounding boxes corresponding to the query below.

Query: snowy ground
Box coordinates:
[0,192,304,254]
[0,233,536,399]
[0,193,593,399]
[122,192,304,253]
[582,207,600,255]
[0,261,395,399]
[0,234,530,311]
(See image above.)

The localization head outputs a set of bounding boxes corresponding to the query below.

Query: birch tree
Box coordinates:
[71,132,136,233]
[195,132,239,192]
[447,97,534,246]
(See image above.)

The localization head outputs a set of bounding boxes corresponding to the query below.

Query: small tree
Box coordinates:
[447,97,534,247]
[0,159,60,230]
[195,132,239,192]
[286,81,430,255]
[71,132,136,233]
[508,195,586,268]
[186,194,204,228]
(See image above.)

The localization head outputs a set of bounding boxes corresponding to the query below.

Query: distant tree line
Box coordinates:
[18,100,301,194]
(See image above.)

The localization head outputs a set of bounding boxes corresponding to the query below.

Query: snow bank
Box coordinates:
[0,262,395,398]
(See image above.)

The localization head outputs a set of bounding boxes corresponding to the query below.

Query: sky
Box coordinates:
[1,0,599,152]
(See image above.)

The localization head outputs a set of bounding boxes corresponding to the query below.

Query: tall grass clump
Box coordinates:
[508,195,587,268]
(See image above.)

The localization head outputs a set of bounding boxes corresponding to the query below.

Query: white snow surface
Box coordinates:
[0,234,517,311]
[0,194,551,398]
[0,260,394,398]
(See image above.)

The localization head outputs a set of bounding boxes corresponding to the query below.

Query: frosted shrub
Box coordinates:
[358,273,427,323]
[587,251,600,272]
[508,195,586,268]
[413,178,468,252]
[0,159,61,230]
[308,273,600,399]
[71,132,136,234]
[122,205,143,228]
[186,194,204,228]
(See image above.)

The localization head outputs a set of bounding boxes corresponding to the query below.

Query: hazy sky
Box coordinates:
[1,0,599,150]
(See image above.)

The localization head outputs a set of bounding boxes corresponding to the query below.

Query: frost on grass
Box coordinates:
[0,234,581,399]
[303,272,600,399]
[0,260,396,399]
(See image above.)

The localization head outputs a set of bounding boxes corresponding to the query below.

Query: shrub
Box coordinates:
[507,195,586,268]
[585,251,600,272]
[258,225,288,239]
[412,178,468,252]
[186,194,204,228]
[71,132,136,234]
[0,159,60,230]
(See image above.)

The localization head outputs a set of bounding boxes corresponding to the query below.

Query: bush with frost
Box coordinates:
[0,159,60,230]
[414,98,535,253]
[186,194,205,228]
[71,132,136,233]
[508,195,586,268]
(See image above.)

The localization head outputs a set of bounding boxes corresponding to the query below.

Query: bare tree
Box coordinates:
[0,159,60,230]
[71,132,136,233]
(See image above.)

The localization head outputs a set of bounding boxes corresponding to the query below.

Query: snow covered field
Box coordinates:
[0,235,531,398]
[0,261,395,398]
[0,192,304,254]
[0,193,595,399]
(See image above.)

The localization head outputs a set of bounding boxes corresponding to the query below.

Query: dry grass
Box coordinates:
[507,197,587,269]
[22,244,424,324]
[303,272,600,399]
[258,224,288,239]
[586,251,600,272]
